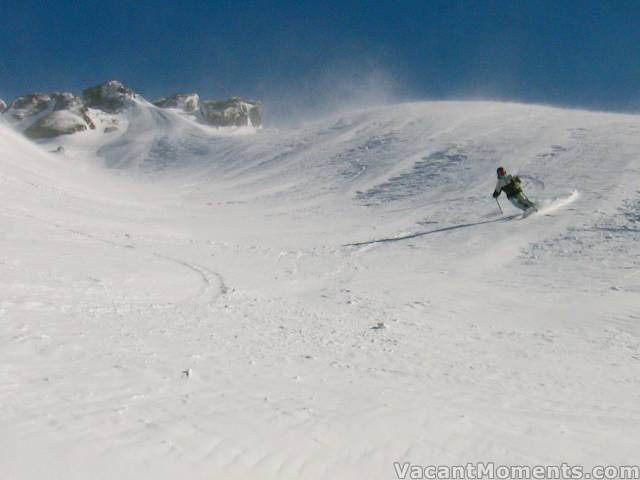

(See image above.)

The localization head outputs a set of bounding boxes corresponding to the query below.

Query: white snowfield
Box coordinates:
[1,101,639,479]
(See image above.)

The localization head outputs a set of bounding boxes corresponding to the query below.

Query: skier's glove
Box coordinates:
[492,191,500,198]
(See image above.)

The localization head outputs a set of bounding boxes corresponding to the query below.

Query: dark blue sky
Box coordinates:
[1,0,639,115]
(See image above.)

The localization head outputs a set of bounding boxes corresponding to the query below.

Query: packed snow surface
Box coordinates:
[1,101,639,479]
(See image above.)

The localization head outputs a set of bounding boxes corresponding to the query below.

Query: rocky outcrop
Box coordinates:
[1,80,262,140]
[2,82,136,140]
[53,93,95,130]
[154,94,262,127]
[5,93,53,121]
[153,93,199,113]
[54,92,83,111]
[24,110,90,139]
[83,80,135,113]
[4,92,95,139]
[199,98,262,127]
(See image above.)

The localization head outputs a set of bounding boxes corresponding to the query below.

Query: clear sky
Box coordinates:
[1,0,639,115]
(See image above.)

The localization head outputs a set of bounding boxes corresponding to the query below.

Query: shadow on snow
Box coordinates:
[344,214,520,247]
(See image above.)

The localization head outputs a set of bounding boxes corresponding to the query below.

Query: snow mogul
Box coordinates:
[492,167,536,211]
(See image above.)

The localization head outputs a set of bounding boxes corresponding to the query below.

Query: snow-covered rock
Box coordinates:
[155,94,262,127]
[153,93,199,113]
[24,110,91,139]
[199,97,262,127]
[2,81,263,141]
[82,80,136,113]
[3,92,95,139]
[53,92,83,111]
[4,93,53,121]
[0,98,6,112]
[52,92,95,130]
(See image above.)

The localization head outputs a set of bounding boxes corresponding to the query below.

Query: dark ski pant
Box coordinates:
[508,193,535,211]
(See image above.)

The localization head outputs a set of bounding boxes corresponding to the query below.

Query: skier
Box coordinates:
[492,167,536,211]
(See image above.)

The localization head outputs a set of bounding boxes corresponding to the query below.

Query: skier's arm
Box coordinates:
[492,180,502,198]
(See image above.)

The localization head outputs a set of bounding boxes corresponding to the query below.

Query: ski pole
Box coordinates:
[495,198,503,215]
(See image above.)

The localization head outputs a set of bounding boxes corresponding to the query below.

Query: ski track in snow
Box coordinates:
[14,211,227,307]
[1,101,640,479]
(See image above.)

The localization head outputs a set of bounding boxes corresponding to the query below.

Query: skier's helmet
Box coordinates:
[496,167,506,178]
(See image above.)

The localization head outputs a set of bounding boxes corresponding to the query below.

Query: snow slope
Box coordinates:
[1,101,639,479]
